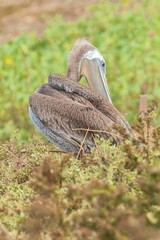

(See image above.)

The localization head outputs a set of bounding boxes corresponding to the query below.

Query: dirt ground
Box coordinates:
[0,0,99,44]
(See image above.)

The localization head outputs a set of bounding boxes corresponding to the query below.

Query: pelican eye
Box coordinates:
[101,61,105,68]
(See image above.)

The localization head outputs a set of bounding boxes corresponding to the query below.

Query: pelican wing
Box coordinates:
[29,84,120,152]
[48,74,132,135]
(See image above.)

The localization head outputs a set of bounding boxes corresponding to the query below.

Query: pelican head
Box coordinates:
[67,39,112,103]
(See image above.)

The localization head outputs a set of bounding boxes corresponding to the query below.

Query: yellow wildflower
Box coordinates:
[4,56,13,65]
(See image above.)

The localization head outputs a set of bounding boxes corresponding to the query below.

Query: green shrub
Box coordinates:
[0,0,160,141]
[0,109,160,239]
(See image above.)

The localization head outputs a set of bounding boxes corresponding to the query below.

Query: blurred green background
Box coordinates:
[0,0,159,141]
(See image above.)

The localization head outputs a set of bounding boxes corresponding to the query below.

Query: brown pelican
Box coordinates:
[29,39,132,153]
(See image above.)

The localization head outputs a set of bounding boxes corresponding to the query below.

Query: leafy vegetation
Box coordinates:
[0,0,160,239]
[0,109,160,239]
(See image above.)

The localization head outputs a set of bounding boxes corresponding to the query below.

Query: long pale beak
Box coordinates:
[81,58,112,103]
